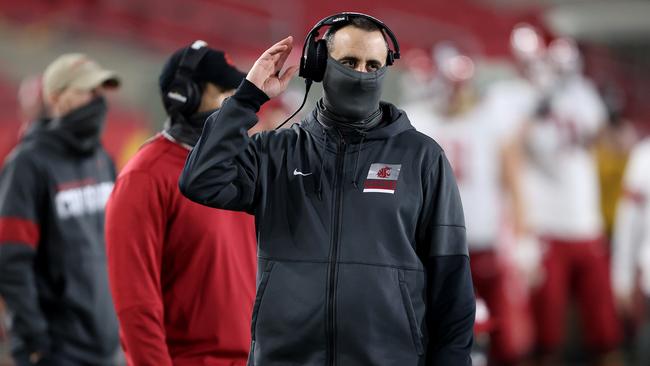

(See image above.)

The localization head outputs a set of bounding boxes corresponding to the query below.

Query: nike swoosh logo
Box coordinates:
[293,169,312,177]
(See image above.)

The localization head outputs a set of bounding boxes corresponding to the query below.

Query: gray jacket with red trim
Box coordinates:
[0,124,119,364]
[179,80,475,366]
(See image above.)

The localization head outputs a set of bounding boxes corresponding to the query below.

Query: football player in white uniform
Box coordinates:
[407,42,534,365]
[612,138,650,365]
[520,36,622,365]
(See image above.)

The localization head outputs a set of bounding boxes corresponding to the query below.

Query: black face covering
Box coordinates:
[316,100,383,135]
[322,56,387,123]
[164,109,218,148]
[49,96,108,153]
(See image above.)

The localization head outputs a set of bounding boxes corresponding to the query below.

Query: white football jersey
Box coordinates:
[407,97,520,250]
[482,77,540,133]
[612,138,650,297]
[522,75,606,239]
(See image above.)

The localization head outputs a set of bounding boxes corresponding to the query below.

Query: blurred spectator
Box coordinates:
[611,137,650,366]
[407,42,534,365]
[16,75,49,138]
[105,41,257,366]
[519,36,623,365]
[0,53,120,365]
[0,76,46,169]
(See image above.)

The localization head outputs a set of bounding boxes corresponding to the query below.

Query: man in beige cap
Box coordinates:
[0,53,120,365]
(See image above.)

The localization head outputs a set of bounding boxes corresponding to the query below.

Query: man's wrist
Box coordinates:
[232,79,270,113]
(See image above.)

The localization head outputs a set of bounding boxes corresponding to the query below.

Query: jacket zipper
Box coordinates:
[327,136,346,366]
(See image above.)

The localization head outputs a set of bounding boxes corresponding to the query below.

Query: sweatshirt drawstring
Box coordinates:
[352,132,366,190]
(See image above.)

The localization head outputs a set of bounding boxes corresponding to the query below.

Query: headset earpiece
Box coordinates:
[312,39,328,82]
[164,40,209,117]
[166,75,202,116]
[300,33,328,82]
[301,34,318,81]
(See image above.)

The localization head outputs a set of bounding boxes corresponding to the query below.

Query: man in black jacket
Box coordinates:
[180,13,475,366]
[0,53,120,365]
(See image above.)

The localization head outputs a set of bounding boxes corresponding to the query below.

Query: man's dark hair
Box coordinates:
[324,17,389,53]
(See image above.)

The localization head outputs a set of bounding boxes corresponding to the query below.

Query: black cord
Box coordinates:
[274,79,313,130]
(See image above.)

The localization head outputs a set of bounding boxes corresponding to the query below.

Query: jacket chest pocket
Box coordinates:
[398,269,424,355]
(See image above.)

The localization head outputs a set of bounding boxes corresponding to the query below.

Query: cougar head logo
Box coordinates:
[377,167,391,179]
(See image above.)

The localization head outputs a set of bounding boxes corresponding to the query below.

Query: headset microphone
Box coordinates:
[274,79,312,130]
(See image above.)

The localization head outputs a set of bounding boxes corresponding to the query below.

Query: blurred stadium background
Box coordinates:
[1,0,649,365]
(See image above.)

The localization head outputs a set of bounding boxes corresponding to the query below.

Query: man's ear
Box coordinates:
[45,91,57,108]
[197,82,231,112]
[44,91,60,117]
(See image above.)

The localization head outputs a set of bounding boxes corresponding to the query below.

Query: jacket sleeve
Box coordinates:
[0,151,51,355]
[105,171,172,366]
[416,152,475,365]
[179,79,269,214]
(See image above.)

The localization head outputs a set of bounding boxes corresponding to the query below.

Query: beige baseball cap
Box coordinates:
[42,53,120,98]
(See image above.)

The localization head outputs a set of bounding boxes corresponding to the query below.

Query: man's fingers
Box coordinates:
[265,44,288,58]
[264,36,293,57]
[279,65,299,86]
[249,36,295,92]
[274,38,294,71]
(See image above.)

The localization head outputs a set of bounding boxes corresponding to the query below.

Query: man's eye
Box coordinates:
[367,64,380,72]
[340,60,355,68]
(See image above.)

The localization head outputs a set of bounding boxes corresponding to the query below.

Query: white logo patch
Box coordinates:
[55,182,114,219]
[363,163,402,194]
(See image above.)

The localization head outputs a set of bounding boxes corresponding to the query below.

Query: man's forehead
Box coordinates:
[329,26,388,59]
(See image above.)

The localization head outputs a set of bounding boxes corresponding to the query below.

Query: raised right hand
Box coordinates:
[246,36,299,99]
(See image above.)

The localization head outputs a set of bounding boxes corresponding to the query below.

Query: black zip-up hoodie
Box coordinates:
[180,80,475,366]
[0,112,119,364]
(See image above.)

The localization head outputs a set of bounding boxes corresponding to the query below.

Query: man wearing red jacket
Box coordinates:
[105,41,257,366]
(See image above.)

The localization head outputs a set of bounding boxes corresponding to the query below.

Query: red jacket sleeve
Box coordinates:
[105,170,173,366]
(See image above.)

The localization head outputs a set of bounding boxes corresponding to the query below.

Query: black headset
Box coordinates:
[299,12,401,83]
[164,40,210,117]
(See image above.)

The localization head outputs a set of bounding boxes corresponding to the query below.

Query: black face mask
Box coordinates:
[55,96,108,139]
[165,109,218,148]
[322,56,387,122]
[49,96,108,153]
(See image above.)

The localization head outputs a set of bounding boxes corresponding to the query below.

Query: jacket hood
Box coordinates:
[31,125,100,156]
[301,102,414,144]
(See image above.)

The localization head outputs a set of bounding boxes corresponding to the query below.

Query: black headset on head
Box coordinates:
[164,40,210,117]
[277,12,400,129]
[299,12,401,83]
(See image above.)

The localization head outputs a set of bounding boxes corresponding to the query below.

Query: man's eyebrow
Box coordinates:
[337,55,360,62]
[337,56,383,64]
